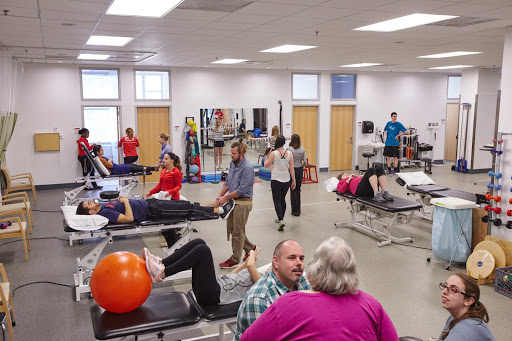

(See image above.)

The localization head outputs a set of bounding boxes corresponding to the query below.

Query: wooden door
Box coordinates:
[292,106,317,165]
[137,107,170,183]
[445,103,459,161]
[330,106,354,171]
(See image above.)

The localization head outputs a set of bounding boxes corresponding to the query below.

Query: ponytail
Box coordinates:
[440,274,489,340]
[166,152,182,172]
[126,128,134,139]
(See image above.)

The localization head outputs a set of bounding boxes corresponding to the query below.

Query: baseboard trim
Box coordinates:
[35,183,78,190]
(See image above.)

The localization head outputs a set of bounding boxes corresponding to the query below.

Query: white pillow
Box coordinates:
[93,156,110,176]
[323,177,339,192]
[396,171,436,187]
[61,205,109,231]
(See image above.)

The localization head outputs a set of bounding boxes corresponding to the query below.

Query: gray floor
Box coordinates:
[1,163,511,341]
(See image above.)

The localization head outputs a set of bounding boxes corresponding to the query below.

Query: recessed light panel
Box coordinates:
[211,59,248,64]
[354,13,458,32]
[429,65,474,69]
[106,0,185,18]
[86,35,134,47]
[260,45,317,53]
[340,63,383,67]
[418,51,482,58]
[77,54,111,60]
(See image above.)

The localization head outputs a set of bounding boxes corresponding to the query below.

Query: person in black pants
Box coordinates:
[287,134,306,216]
[77,128,101,190]
[143,239,265,306]
[336,166,394,203]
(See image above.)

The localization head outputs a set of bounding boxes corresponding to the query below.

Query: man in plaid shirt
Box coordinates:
[234,240,311,340]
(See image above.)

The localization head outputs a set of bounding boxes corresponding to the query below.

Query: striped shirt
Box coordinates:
[234,270,310,341]
[252,136,290,149]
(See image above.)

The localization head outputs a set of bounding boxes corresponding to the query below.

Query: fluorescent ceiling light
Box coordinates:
[340,63,383,67]
[211,59,248,64]
[77,54,111,60]
[260,45,317,53]
[418,51,482,58]
[86,35,134,47]
[106,0,185,18]
[354,13,458,32]
[429,65,474,70]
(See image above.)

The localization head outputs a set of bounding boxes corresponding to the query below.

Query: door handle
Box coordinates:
[349,137,352,143]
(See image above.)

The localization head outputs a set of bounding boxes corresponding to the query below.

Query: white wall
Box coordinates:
[8,64,454,185]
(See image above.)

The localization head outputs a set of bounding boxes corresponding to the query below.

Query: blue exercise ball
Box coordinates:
[189,164,199,174]
[191,176,199,182]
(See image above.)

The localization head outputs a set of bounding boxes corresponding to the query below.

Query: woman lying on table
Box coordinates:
[336,166,394,203]
[143,239,268,305]
[93,145,156,175]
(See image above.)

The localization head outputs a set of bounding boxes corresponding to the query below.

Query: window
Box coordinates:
[135,71,170,100]
[83,106,120,163]
[332,74,355,99]
[447,75,461,99]
[81,69,119,99]
[292,73,319,100]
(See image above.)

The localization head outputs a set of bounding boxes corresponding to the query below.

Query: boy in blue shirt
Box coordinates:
[384,112,409,174]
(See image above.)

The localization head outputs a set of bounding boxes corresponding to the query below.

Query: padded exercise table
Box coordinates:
[335,192,422,247]
[91,291,240,341]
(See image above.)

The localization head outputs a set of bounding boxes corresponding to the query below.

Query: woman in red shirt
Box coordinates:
[145,152,183,200]
[77,128,101,190]
[336,166,393,203]
[118,128,139,164]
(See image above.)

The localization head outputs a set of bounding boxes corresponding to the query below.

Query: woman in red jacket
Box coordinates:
[77,128,101,190]
[118,128,139,164]
[145,152,183,200]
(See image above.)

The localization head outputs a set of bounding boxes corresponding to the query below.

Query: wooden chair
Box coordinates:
[0,263,16,341]
[0,192,34,233]
[1,166,37,204]
[302,159,318,184]
[0,210,30,261]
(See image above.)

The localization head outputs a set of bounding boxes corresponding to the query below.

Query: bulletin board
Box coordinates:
[34,133,60,151]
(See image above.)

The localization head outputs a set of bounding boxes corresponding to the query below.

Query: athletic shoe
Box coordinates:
[220,199,235,220]
[373,192,386,203]
[274,219,280,223]
[386,169,395,175]
[146,257,165,283]
[381,190,395,201]
[291,211,300,216]
[143,247,162,264]
[278,223,285,232]
[243,245,257,262]
[219,258,239,269]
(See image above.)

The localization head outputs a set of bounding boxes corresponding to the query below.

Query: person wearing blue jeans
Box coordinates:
[383,112,409,173]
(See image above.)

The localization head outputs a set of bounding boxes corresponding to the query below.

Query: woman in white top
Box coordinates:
[202,118,225,170]
[264,135,296,231]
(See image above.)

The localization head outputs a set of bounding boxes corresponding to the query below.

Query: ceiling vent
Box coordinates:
[178,0,253,12]
[428,17,497,27]
[243,60,273,65]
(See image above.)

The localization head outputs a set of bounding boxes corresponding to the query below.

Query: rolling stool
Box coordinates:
[421,157,432,174]
[361,153,375,173]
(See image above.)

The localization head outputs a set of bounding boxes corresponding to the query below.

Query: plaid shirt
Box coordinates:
[234,270,311,341]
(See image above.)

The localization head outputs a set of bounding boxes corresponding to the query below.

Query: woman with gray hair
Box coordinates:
[240,236,398,341]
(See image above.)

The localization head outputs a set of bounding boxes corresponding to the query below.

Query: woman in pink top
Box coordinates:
[241,236,399,341]
[336,166,393,203]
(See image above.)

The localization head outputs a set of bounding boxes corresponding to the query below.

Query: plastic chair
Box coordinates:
[1,166,37,204]
[0,192,34,233]
[0,210,30,261]
[302,159,318,184]
[0,263,16,341]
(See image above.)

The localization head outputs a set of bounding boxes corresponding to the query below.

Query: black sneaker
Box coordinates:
[381,190,394,201]
[220,199,235,220]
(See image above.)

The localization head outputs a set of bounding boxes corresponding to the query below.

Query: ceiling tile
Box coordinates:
[217,12,281,24]
[236,2,309,16]
[318,0,397,10]
[290,6,360,19]
[163,8,230,21]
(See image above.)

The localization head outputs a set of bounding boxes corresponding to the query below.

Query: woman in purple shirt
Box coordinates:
[241,236,399,341]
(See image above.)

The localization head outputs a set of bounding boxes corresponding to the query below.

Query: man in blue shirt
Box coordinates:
[216,140,257,269]
[384,112,409,173]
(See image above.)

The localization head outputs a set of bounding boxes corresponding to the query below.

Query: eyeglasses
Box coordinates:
[439,282,470,297]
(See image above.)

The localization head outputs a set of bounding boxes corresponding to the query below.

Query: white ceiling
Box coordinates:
[0,0,511,72]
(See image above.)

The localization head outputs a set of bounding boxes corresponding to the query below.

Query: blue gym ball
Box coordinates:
[189,164,199,174]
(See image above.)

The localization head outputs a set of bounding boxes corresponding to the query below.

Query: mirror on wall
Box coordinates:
[199,108,268,171]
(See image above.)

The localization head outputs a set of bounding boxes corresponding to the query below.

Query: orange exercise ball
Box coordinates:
[90,251,152,313]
